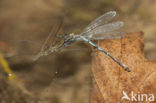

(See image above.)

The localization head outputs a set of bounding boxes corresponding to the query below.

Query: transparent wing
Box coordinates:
[41,22,63,52]
[34,20,64,60]
[82,11,116,35]
[82,21,124,38]
[88,32,125,40]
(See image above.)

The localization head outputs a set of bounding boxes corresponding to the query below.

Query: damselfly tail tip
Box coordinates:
[125,66,131,72]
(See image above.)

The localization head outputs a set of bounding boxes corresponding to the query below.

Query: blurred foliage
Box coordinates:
[0,52,16,80]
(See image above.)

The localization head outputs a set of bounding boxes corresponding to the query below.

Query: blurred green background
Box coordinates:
[0,0,156,103]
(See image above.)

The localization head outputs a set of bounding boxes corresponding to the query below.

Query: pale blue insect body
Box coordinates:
[79,35,130,72]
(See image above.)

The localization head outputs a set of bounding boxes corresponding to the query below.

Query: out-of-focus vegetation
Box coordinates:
[0,0,156,103]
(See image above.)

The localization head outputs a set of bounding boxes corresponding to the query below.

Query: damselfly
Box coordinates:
[34,11,130,72]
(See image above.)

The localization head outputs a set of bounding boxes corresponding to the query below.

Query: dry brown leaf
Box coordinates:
[90,32,156,103]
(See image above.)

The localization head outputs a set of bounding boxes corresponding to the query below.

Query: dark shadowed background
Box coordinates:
[0,0,156,103]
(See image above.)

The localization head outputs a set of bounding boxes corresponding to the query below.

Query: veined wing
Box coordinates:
[40,21,63,52]
[81,11,116,35]
[82,21,124,38]
[34,20,64,60]
[88,31,125,40]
